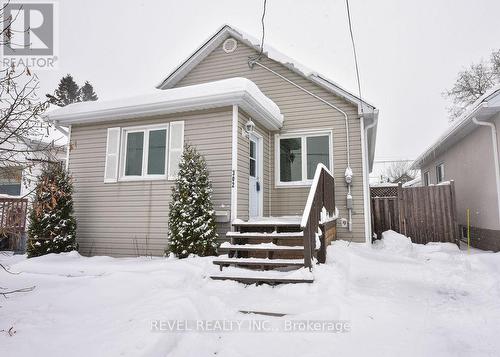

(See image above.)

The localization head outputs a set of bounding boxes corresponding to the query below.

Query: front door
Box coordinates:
[249,134,262,218]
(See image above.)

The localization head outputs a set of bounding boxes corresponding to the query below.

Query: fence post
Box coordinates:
[449,180,459,246]
[397,183,405,236]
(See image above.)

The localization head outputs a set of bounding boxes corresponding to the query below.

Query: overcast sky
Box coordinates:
[35,0,500,162]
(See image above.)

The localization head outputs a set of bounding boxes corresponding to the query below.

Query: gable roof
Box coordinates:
[157,24,376,112]
[412,85,500,169]
[156,24,379,170]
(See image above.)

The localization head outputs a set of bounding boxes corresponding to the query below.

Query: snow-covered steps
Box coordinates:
[215,216,311,284]
[218,242,305,253]
[213,257,304,269]
[210,268,314,285]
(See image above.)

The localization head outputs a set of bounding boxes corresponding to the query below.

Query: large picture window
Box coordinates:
[276,131,332,186]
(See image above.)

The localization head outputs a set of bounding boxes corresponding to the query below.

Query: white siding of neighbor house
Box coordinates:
[421,112,500,232]
[174,38,366,242]
[69,108,233,257]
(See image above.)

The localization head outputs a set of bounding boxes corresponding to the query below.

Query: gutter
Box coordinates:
[472,116,500,225]
[53,122,69,136]
[412,103,488,170]
[46,90,283,131]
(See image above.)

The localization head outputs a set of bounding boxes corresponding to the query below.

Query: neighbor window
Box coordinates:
[105,121,184,182]
[423,171,430,186]
[0,167,22,196]
[436,163,445,183]
[276,131,331,185]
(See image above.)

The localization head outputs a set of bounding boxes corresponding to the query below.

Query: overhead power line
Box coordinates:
[345,0,364,114]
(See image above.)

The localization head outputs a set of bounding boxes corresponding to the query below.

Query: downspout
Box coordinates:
[248,59,354,231]
[65,124,72,171]
[472,117,500,224]
[361,114,378,245]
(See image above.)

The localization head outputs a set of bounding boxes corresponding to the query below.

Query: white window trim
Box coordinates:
[423,171,430,186]
[167,121,185,180]
[119,123,169,182]
[274,129,333,187]
[436,163,445,184]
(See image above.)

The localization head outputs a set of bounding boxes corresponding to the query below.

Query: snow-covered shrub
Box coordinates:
[166,144,218,258]
[27,164,77,258]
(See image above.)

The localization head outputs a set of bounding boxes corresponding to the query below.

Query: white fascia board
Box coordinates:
[46,89,283,130]
[157,25,230,89]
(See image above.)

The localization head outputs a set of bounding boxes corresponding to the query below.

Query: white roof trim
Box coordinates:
[45,78,284,130]
[412,85,500,169]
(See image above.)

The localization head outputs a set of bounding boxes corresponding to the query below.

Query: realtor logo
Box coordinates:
[2,1,58,69]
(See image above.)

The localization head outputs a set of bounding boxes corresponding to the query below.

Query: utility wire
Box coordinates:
[249,0,267,65]
[259,0,267,57]
[345,0,364,114]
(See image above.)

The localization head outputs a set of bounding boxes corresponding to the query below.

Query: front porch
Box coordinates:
[211,164,337,284]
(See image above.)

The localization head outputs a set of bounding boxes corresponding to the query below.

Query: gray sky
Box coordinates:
[36,0,500,161]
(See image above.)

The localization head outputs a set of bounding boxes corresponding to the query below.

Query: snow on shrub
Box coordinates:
[27,163,77,258]
[166,144,218,258]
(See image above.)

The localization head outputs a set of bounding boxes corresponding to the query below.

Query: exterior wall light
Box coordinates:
[242,119,255,138]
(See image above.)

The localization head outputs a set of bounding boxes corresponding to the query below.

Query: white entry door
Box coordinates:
[249,134,262,218]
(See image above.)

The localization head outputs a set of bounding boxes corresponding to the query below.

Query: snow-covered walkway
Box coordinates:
[1,231,500,357]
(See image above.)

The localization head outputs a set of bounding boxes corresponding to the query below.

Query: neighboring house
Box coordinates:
[46,25,379,257]
[391,173,414,185]
[0,138,66,198]
[0,137,66,251]
[412,86,500,251]
[402,175,421,187]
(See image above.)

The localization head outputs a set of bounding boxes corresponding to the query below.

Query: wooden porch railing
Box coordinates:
[300,164,335,269]
[0,197,28,250]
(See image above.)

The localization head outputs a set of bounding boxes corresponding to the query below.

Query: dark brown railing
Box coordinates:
[0,197,28,249]
[300,164,335,269]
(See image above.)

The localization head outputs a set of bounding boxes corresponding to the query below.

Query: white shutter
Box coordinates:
[104,127,121,183]
[168,121,184,180]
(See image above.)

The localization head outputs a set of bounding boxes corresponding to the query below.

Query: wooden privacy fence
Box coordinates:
[371,182,459,245]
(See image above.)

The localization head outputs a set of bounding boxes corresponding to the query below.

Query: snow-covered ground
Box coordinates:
[1,231,500,357]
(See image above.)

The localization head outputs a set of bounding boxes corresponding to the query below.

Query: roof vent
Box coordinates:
[222,38,237,53]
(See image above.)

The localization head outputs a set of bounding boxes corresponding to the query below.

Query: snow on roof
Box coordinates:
[45,78,283,129]
[402,177,421,187]
[412,85,500,169]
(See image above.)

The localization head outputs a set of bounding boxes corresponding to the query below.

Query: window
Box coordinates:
[103,122,184,182]
[423,171,430,186]
[436,163,445,183]
[0,167,22,196]
[276,131,332,186]
[249,140,257,177]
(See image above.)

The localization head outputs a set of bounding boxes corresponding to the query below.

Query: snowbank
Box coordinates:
[1,235,500,357]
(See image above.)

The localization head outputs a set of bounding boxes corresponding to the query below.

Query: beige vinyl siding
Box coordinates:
[69,108,232,257]
[175,38,366,242]
[237,110,271,220]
